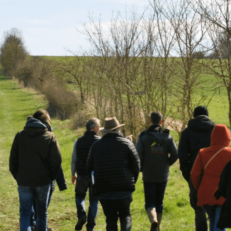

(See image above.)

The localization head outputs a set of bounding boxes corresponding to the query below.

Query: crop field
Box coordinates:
[0,73,230,230]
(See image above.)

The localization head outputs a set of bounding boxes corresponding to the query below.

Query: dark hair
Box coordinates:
[193,106,208,118]
[86,118,100,131]
[150,111,162,125]
[33,110,50,124]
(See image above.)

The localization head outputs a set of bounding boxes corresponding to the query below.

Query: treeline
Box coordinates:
[1,0,231,140]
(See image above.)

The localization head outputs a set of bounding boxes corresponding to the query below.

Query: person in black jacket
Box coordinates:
[178,106,215,231]
[214,160,231,229]
[136,111,178,231]
[87,117,140,231]
[9,109,62,231]
[24,115,68,231]
[71,118,101,231]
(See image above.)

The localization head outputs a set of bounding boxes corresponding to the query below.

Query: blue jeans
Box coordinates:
[99,196,132,231]
[18,184,50,231]
[75,175,98,229]
[143,181,167,213]
[204,205,226,231]
[189,179,208,231]
[31,181,54,227]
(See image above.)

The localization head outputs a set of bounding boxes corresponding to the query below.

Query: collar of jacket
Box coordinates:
[147,124,163,133]
[102,132,124,138]
[84,130,98,136]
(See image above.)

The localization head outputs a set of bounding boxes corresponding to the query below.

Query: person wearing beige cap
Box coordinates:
[87,117,140,231]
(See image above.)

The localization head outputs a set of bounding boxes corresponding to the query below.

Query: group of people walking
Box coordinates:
[9,107,231,231]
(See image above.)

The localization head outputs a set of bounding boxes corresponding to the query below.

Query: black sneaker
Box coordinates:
[150,222,158,231]
[75,217,87,231]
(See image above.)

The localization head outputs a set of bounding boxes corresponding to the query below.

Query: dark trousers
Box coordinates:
[203,205,225,231]
[189,179,208,231]
[99,196,132,231]
[143,181,167,213]
[75,175,98,229]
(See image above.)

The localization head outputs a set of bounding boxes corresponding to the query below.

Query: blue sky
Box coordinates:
[0,0,148,56]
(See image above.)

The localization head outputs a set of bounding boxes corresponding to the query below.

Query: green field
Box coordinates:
[0,75,230,230]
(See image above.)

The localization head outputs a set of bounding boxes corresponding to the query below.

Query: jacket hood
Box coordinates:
[147,124,162,132]
[188,115,215,132]
[24,118,48,136]
[26,118,47,129]
[211,124,230,147]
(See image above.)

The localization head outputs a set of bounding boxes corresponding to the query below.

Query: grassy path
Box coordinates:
[1,76,227,230]
[0,77,48,230]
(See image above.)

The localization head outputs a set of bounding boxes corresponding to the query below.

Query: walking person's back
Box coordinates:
[191,124,231,231]
[178,106,215,231]
[9,109,62,231]
[87,117,140,231]
[71,118,102,231]
[136,111,178,231]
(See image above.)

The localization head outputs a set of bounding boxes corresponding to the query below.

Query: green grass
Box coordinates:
[0,75,230,230]
[194,72,229,126]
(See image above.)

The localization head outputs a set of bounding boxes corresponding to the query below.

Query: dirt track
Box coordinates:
[165,117,184,131]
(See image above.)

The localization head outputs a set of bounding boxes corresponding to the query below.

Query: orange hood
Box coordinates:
[211,124,230,147]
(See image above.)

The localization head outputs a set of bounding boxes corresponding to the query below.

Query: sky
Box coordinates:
[0,0,148,56]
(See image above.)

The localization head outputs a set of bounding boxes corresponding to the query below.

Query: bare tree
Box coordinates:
[152,0,210,135]
[80,11,173,139]
[192,0,231,127]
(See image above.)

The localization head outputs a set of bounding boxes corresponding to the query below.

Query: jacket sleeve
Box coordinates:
[56,166,68,191]
[9,132,20,180]
[49,135,62,181]
[168,137,178,166]
[190,152,203,190]
[128,142,140,182]
[136,135,144,172]
[86,145,94,176]
[71,140,78,176]
[214,160,231,199]
[178,128,191,181]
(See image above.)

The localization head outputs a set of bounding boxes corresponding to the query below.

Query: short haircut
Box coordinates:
[150,111,162,125]
[33,110,50,124]
[86,118,100,131]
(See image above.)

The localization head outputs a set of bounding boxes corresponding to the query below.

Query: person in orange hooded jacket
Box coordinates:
[191,124,231,231]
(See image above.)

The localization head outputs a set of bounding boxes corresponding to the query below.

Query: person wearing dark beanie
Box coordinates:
[178,106,215,231]
[193,106,209,118]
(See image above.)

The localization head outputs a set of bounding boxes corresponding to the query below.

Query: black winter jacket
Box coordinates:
[9,119,62,187]
[76,131,101,176]
[214,160,231,229]
[136,125,178,182]
[178,115,215,181]
[87,132,140,196]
